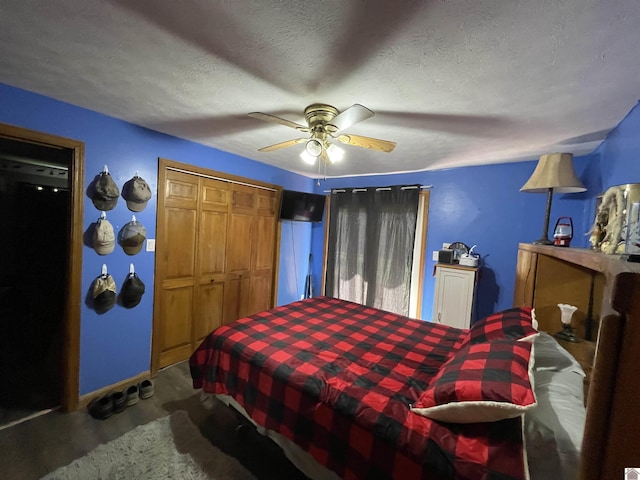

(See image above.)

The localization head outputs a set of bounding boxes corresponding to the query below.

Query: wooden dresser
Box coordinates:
[514,243,640,333]
[513,243,640,479]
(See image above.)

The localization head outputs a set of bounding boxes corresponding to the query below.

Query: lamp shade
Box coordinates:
[520,153,586,193]
[300,149,317,165]
[305,138,323,157]
[326,144,345,163]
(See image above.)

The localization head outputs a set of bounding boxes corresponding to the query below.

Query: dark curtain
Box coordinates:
[325,185,420,315]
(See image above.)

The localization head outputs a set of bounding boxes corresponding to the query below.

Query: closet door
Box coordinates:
[155,169,199,368]
[223,185,254,323]
[222,186,278,322]
[152,159,281,372]
[193,178,229,344]
[251,189,278,314]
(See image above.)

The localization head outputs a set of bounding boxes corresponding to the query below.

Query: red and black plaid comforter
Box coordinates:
[190,297,528,480]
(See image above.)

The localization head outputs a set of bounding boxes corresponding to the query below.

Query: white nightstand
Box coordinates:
[432,264,479,329]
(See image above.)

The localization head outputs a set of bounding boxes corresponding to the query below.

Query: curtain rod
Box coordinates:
[323,185,433,193]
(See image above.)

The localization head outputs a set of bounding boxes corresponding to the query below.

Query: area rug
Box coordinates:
[41,410,256,480]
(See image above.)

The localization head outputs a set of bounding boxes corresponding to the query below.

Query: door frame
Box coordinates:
[0,122,84,412]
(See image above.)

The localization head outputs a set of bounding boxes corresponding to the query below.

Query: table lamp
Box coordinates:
[556,303,579,342]
[520,153,586,245]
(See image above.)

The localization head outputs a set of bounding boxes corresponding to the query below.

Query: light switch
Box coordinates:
[432,251,439,261]
[146,239,156,252]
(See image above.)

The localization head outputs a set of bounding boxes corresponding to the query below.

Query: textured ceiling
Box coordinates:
[1,0,639,178]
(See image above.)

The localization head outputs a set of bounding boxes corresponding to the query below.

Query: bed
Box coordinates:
[190,295,591,480]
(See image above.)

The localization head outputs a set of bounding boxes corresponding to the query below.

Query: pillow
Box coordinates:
[411,340,537,423]
[525,369,586,480]
[532,332,585,375]
[463,307,538,346]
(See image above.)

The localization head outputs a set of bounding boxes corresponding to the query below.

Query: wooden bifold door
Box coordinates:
[152,159,280,372]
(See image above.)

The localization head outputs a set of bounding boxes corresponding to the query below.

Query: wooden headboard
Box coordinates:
[513,244,640,479]
[581,272,640,480]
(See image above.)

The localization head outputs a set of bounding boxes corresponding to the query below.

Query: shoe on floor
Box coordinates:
[110,390,127,413]
[139,379,154,399]
[88,395,113,420]
[125,384,140,406]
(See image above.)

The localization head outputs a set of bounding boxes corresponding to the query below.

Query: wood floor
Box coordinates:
[0,361,308,480]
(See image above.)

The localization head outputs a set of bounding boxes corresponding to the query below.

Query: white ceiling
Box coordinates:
[1,0,639,179]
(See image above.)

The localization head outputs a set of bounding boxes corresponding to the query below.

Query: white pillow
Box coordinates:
[525,369,585,480]
[532,332,585,376]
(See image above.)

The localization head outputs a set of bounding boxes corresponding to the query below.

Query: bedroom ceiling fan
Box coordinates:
[248,103,396,166]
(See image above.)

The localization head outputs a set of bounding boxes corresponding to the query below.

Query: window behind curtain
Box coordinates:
[325,185,420,316]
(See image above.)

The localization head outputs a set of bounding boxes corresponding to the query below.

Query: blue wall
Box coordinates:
[277,220,314,304]
[593,101,640,189]
[2,81,639,396]
[0,83,312,394]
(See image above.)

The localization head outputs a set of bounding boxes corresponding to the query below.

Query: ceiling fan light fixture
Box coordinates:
[300,150,317,165]
[250,103,396,165]
[326,144,345,163]
[305,138,323,157]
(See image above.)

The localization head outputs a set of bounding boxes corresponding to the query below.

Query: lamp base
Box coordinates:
[531,187,554,246]
[555,325,579,343]
[532,237,553,245]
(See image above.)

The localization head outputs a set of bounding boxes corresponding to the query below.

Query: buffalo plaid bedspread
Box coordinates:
[190,297,528,480]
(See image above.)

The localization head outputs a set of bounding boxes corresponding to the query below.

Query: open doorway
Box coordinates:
[0,124,84,428]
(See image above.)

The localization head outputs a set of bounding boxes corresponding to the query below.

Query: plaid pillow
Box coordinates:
[463,307,538,346]
[411,340,537,423]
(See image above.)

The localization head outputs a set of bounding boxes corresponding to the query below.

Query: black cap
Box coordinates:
[120,273,145,308]
[92,274,117,314]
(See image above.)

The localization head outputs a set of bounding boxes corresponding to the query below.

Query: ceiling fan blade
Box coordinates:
[330,104,374,132]
[248,112,309,132]
[337,134,396,153]
[258,138,307,152]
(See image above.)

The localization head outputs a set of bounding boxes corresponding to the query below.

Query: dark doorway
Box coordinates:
[0,137,72,427]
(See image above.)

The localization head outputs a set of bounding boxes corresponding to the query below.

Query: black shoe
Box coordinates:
[110,391,127,413]
[125,384,140,407]
[139,379,154,399]
[88,396,113,420]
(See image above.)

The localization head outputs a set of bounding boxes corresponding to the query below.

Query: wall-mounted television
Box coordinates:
[279,189,326,223]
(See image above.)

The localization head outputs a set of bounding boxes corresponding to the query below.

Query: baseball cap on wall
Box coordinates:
[118,220,147,255]
[122,175,152,212]
[93,218,115,255]
[120,273,145,308]
[92,274,117,314]
[90,172,120,211]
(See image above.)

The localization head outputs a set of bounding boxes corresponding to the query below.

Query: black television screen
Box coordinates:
[279,190,326,223]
